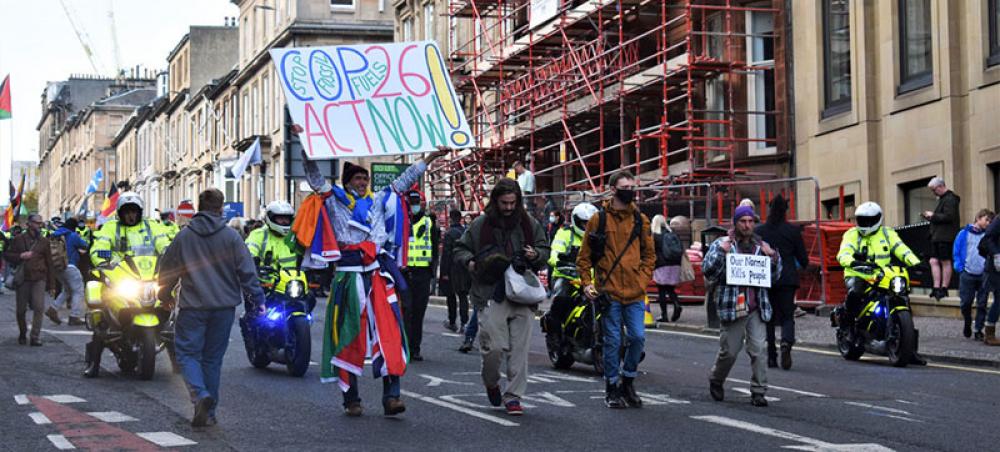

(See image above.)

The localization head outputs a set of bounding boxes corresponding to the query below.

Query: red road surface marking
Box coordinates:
[29,396,163,451]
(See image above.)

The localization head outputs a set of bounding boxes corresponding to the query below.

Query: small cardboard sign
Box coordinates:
[726,253,772,288]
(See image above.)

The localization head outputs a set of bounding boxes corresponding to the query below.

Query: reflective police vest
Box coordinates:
[246,227,298,270]
[407,215,434,268]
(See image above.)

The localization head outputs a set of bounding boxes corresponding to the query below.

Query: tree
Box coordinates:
[23,189,38,213]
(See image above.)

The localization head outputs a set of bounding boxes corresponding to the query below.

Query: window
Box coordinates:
[822,194,855,221]
[822,0,851,116]
[424,3,435,40]
[901,177,936,225]
[991,163,1000,213]
[331,0,354,9]
[898,0,932,93]
[252,83,260,134]
[243,17,249,62]
[262,75,270,132]
[243,92,250,137]
[746,9,776,154]
[989,0,1000,67]
[403,17,413,42]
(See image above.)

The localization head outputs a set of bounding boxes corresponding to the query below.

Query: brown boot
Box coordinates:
[984,326,1000,346]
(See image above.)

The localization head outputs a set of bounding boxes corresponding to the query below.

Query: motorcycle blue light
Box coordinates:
[267,308,282,322]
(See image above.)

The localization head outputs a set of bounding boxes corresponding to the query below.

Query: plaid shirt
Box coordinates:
[702,234,781,323]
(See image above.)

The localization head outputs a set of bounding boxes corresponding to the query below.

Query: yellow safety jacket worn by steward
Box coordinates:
[90,219,172,266]
[408,215,435,268]
[837,226,920,279]
[76,225,93,247]
[245,227,300,284]
[548,226,583,280]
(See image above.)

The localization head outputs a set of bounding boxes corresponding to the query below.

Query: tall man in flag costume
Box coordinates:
[297,133,449,417]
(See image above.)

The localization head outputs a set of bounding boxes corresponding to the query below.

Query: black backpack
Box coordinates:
[588,209,645,266]
[660,232,684,263]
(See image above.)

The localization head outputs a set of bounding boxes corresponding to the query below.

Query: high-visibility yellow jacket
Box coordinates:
[837,226,920,278]
[408,215,435,268]
[548,226,583,280]
[90,219,171,266]
[245,227,299,284]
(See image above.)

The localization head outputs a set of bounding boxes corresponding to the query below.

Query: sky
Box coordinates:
[0,0,239,188]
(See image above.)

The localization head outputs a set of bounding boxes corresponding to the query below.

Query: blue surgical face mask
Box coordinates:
[411,205,422,215]
[549,216,557,224]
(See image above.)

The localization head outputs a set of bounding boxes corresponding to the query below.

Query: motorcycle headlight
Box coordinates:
[266,306,283,322]
[116,279,141,299]
[140,283,159,307]
[286,280,304,299]
[890,276,907,295]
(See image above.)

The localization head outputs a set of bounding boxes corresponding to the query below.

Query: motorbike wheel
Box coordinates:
[285,316,311,377]
[836,326,864,361]
[137,327,158,381]
[245,334,271,369]
[545,334,575,369]
[887,311,916,368]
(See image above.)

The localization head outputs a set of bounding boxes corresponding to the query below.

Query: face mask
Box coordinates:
[614,189,635,204]
[549,216,557,224]
[411,205,422,215]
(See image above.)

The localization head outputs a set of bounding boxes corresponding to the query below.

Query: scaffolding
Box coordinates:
[431,0,788,214]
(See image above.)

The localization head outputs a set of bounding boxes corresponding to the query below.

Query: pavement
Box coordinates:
[4,290,1000,451]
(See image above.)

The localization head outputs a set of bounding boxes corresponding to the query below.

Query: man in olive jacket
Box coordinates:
[453,179,550,416]
[4,214,57,346]
[577,171,656,409]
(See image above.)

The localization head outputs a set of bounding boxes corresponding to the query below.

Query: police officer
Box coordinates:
[404,190,439,362]
[83,192,172,377]
[245,201,299,286]
[159,211,181,241]
[546,202,597,329]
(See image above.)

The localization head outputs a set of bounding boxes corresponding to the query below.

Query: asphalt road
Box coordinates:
[3,291,999,451]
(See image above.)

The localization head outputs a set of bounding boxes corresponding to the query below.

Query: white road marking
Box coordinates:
[555,390,603,394]
[522,391,575,407]
[46,434,75,450]
[727,378,828,398]
[29,412,52,425]
[14,394,29,405]
[533,371,599,383]
[136,432,198,447]
[40,329,93,336]
[691,415,894,451]
[868,411,924,424]
[731,388,780,402]
[44,395,86,404]
[438,393,538,409]
[419,374,474,387]
[452,371,481,376]
[87,411,138,423]
[440,332,462,337]
[636,392,691,405]
[650,328,1000,376]
[402,390,519,427]
[844,401,913,416]
[895,399,916,405]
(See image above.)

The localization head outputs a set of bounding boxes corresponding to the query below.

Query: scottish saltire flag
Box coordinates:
[86,168,103,195]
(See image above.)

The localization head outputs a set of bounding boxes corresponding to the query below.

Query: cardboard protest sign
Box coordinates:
[270,41,475,160]
[725,253,772,288]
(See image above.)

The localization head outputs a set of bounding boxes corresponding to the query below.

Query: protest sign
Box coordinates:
[270,41,475,159]
[725,253,772,288]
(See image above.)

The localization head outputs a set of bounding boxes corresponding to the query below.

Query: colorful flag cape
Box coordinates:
[0,75,11,120]
[320,244,408,390]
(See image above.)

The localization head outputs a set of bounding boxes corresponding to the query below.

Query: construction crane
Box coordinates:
[58,0,107,75]
[107,0,123,75]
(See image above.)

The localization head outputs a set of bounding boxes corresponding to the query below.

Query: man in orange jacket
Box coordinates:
[577,171,655,409]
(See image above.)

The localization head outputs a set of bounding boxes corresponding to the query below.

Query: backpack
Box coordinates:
[49,234,69,272]
[588,209,645,266]
[660,232,684,263]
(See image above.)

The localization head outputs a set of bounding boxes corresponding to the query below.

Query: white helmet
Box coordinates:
[854,202,883,236]
[116,191,144,216]
[571,202,599,234]
[264,200,294,236]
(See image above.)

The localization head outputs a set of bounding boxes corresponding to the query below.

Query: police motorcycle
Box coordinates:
[85,253,174,380]
[238,201,316,377]
[239,248,317,377]
[540,257,608,374]
[830,247,919,367]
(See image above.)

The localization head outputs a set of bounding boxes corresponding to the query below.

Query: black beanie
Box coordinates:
[342,161,368,186]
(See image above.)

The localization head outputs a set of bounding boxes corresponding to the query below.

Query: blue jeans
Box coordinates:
[602,300,646,384]
[959,272,990,332]
[342,374,401,407]
[175,308,235,417]
[465,309,479,342]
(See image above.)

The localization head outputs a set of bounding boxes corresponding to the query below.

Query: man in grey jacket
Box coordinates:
[158,188,265,427]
